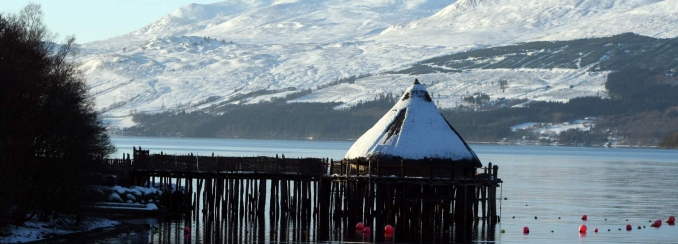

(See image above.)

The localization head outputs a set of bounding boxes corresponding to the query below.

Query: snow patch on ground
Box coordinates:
[511,122,539,131]
[106,185,163,204]
[512,118,595,134]
[103,116,136,129]
[0,218,118,244]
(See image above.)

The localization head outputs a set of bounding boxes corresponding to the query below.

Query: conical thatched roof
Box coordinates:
[345,79,481,167]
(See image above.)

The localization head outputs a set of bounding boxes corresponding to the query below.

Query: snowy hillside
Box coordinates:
[75,0,678,127]
[377,0,678,46]
[292,70,608,110]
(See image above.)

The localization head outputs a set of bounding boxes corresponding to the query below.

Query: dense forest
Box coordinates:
[125,93,398,140]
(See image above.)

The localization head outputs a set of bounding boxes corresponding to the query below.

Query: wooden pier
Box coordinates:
[104,147,502,243]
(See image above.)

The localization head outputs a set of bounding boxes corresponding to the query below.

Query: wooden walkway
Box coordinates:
[98,147,502,243]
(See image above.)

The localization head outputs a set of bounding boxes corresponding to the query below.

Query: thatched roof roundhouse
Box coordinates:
[344,79,481,177]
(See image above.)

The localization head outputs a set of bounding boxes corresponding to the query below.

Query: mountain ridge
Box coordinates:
[75,0,678,125]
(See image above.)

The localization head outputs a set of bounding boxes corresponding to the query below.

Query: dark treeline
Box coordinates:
[0,5,113,227]
[314,74,370,90]
[126,92,401,139]
[659,132,678,149]
[129,103,376,139]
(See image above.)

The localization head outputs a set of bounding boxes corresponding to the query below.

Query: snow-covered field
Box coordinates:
[75,0,678,127]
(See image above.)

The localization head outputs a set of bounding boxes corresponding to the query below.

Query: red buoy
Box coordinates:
[582,215,587,221]
[579,225,587,233]
[385,225,394,233]
[668,216,675,224]
[626,224,632,231]
[183,226,190,235]
[356,222,364,230]
[364,227,371,234]
[594,228,598,233]
[652,220,662,227]
[523,226,529,234]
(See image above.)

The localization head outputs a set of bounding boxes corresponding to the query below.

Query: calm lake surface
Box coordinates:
[108,137,678,243]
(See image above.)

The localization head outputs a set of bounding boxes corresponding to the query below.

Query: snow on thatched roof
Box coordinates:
[345,79,480,164]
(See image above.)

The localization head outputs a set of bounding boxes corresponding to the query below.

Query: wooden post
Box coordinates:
[474,185,480,221]
[281,179,288,216]
[259,179,267,220]
[376,160,380,177]
[401,159,404,178]
[375,182,384,243]
[493,164,499,223]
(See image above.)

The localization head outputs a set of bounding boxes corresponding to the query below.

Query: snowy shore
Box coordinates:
[0,185,165,243]
[0,218,119,243]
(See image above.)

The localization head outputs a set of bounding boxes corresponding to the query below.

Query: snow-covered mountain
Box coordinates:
[76,0,678,127]
[377,0,678,46]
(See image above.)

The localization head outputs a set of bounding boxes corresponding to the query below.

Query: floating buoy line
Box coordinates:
[504,214,675,235]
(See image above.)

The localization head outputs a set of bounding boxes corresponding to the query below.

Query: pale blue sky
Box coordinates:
[1,0,219,43]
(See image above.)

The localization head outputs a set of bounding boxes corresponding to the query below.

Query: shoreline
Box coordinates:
[28,221,146,244]
[110,135,669,149]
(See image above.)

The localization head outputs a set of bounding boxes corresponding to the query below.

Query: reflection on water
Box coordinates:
[100,208,500,243]
[104,138,678,243]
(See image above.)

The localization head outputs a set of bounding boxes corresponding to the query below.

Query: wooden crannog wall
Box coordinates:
[319,159,501,242]
[118,147,501,243]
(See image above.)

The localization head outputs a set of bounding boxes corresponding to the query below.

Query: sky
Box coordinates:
[0,0,220,43]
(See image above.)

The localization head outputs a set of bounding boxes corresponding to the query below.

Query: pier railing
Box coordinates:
[84,157,131,182]
[130,147,326,176]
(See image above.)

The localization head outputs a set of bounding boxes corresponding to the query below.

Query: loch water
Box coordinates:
[103,137,678,243]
